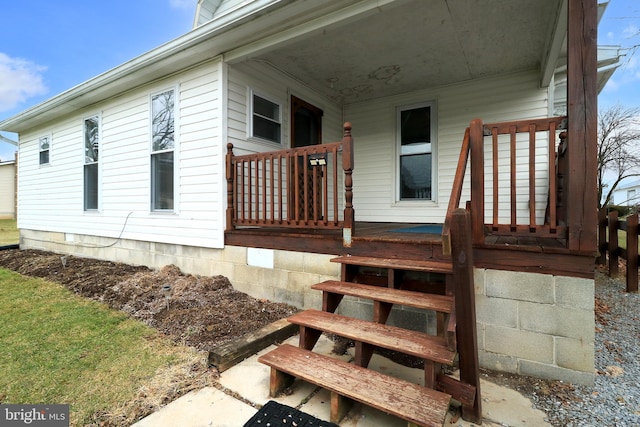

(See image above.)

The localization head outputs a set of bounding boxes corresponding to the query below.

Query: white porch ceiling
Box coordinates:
[250,0,562,104]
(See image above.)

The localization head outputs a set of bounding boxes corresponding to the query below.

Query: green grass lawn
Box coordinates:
[0,268,203,426]
[0,219,18,245]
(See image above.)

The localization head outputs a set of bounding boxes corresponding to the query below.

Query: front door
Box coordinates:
[290,96,323,220]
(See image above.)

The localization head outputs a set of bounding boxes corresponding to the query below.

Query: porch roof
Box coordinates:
[0,0,619,134]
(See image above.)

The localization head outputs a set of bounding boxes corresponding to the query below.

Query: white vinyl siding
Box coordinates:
[344,69,550,224]
[226,61,345,218]
[17,59,225,248]
[227,61,343,151]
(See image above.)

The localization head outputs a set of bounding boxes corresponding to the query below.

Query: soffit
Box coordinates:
[252,0,561,104]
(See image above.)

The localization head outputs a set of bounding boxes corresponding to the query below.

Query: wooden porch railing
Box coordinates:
[226,123,355,240]
[597,208,639,292]
[443,116,567,254]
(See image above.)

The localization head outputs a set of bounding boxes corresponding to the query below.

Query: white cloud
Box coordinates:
[0,53,48,113]
[623,24,639,40]
[169,0,193,9]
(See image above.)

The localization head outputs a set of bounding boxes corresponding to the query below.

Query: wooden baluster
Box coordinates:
[283,154,288,223]
[312,153,319,223]
[332,146,339,225]
[303,151,309,224]
[342,123,354,247]
[261,157,266,224]
[293,153,300,224]
[509,125,517,231]
[491,127,499,231]
[240,159,246,223]
[529,124,536,230]
[547,122,557,232]
[270,155,275,224]
[225,143,235,231]
[322,156,328,224]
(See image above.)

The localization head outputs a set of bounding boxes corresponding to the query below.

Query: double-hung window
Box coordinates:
[39,135,50,165]
[397,102,436,201]
[84,115,99,210]
[150,88,176,211]
[251,92,281,144]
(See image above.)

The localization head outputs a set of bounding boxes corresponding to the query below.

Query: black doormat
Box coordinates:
[244,400,339,427]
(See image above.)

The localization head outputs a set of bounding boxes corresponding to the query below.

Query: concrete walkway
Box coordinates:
[132,335,550,427]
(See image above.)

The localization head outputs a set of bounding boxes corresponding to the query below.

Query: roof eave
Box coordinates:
[0,0,290,134]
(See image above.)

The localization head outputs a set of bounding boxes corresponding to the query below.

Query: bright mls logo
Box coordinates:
[1,405,69,426]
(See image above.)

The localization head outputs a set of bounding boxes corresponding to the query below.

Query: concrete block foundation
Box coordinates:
[20,230,595,385]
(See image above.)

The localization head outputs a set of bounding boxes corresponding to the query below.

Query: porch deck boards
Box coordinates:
[225,221,593,278]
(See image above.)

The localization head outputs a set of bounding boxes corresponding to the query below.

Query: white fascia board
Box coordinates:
[0,134,18,146]
[540,0,567,89]
[0,0,288,134]
[596,45,626,93]
[541,1,612,89]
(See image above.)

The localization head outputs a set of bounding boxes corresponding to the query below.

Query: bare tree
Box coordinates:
[598,104,640,209]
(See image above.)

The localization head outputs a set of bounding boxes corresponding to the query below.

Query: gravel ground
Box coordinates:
[528,270,640,427]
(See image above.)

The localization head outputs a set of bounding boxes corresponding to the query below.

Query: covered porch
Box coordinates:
[225,113,593,279]
[222,0,603,281]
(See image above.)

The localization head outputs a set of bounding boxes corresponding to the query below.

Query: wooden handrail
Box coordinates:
[442,127,470,255]
[443,116,567,250]
[226,123,354,234]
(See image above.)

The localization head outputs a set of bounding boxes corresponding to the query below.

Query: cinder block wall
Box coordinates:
[475,269,595,385]
[20,230,594,385]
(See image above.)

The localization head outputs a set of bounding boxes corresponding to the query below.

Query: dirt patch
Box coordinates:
[0,249,298,351]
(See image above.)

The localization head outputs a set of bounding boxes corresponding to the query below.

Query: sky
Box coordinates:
[0,0,196,161]
[0,0,639,162]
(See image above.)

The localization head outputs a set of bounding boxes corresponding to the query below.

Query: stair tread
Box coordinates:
[289,309,456,364]
[259,344,451,427]
[331,255,453,273]
[312,280,453,313]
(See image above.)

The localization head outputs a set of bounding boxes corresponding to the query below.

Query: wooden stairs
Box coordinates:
[258,210,481,426]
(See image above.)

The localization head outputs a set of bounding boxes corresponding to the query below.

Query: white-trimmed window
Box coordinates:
[150,88,177,211]
[251,91,282,144]
[397,102,436,201]
[39,135,50,165]
[84,115,100,210]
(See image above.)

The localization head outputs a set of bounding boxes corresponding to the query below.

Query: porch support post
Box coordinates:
[451,208,481,424]
[342,123,355,247]
[469,119,485,246]
[566,0,598,254]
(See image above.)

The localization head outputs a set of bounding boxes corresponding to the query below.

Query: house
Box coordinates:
[0,135,17,220]
[0,0,624,424]
[0,159,16,219]
[611,180,640,208]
